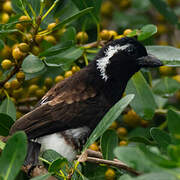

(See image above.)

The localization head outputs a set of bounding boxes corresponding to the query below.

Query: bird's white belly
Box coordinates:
[37,133,77,161]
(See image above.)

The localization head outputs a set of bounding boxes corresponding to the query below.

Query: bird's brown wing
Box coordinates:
[10,76,110,139]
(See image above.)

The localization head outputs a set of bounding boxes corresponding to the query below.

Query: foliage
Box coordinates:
[0,0,180,179]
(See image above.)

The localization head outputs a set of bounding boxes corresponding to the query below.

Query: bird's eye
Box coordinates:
[125,46,136,56]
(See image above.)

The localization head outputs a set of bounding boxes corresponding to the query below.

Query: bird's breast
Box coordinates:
[37,126,90,161]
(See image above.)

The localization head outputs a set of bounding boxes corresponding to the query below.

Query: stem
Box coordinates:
[83,53,88,66]
[41,0,60,21]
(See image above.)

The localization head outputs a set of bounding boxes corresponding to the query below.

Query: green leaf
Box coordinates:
[167,109,180,136]
[100,129,118,160]
[0,140,5,150]
[11,0,24,14]
[83,94,134,150]
[149,0,179,26]
[128,136,155,146]
[168,145,180,162]
[114,146,161,172]
[40,41,73,57]
[0,131,27,180]
[153,77,180,96]
[60,27,76,43]
[146,46,180,66]
[53,7,94,31]
[45,46,84,70]
[134,172,177,180]
[0,113,14,136]
[138,24,157,41]
[30,173,52,180]
[0,39,4,51]
[139,145,178,168]
[48,158,68,173]
[0,98,16,121]
[22,55,45,74]
[126,71,157,120]
[150,128,172,152]
[42,149,62,163]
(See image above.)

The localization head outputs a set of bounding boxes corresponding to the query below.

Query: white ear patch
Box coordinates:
[96,44,130,81]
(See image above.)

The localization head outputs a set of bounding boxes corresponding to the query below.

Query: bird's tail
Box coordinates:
[24,141,41,166]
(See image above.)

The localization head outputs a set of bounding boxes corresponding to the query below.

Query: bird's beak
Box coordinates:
[137,54,163,68]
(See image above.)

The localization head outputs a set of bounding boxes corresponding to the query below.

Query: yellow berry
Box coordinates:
[159,66,174,76]
[173,75,180,83]
[28,84,39,95]
[47,22,57,30]
[32,46,40,56]
[1,13,9,24]
[18,43,30,53]
[105,168,115,180]
[35,89,45,98]
[44,77,53,88]
[114,34,125,40]
[12,87,23,98]
[44,35,56,44]
[119,140,128,146]
[4,82,11,89]
[0,45,11,59]
[72,66,80,73]
[19,15,31,22]
[109,30,118,39]
[15,23,24,31]
[11,79,21,89]
[109,121,118,129]
[3,1,12,13]
[64,71,73,78]
[16,71,25,82]
[76,32,88,44]
[123,29,132,36]
[140,119,149,127]
[12,47,24,60]
[89,142,99,151]
[55,75,64,83]
[1,59,12,70]
[123,109,141,127]
[101,1,113,17]
[100,30,110,41]
[35,35,43,44]
[117,127,127,136]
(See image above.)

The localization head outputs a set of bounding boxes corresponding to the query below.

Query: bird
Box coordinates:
[9,37,163,166]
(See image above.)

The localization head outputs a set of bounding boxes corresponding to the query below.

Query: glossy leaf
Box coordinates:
[149,0,179,26]
[30,173,52,180]
[126,71,157,120]
[167,109,180,135]
[150,128,172,152]
[153,77,180,96]
[114,146,161,172]
[139,145,177,168]
[0,98,16,121]
[42,149,62,163]
[0,113,14,136]
[138,24,157,41]
[0,131,27,180]
[100,129,118,160]
[53,7,94,31]
[146,46,180,66]
[128,136,155,145]
[22,55,45,74]
[83,94,134,150]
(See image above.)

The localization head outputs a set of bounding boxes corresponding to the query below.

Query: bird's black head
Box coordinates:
[95,37,163,82]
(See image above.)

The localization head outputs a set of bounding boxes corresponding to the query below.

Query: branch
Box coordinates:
[77,150,141,176]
